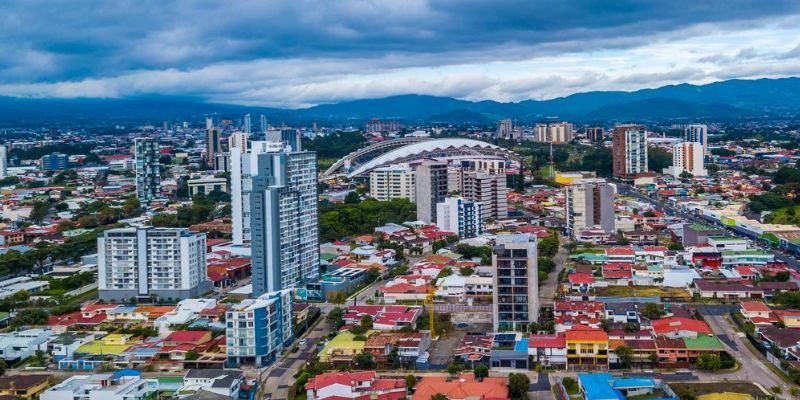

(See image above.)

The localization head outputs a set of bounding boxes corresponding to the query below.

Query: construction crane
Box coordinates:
[424,287,436,335]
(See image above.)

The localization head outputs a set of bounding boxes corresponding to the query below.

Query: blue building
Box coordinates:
[40,152,68,170]
[226,289,294,367]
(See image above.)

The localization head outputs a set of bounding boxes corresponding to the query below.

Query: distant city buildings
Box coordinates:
[97,227,209,302]
[534,122,573,143]
[566,178,616,238]
[134,138,160,202]
[40,152,68,170]
[684,124,709,156]
[664,141,707,178]
[369,163,416,202]
[366,118,400,134]
[243,113,252,134]
[586,127,605,143]
[612,125,648,178]
[492,233,539,332]
[414,160,448,224]
[0,145,7,178]
[496,119,513,139]
[206,120,222,170]
[226,289,293,367]
[436,197,484,238]
[231,139,319,296]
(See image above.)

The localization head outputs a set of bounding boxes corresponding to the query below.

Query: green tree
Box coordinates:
[360,315,373,330]
[474,364,489,381]
[344,191,360,204]
[184,350,200,360]
[508,373,530,400]
[353,351,374,369]
[364,267,381,284]
[405,374,416,392]
[615,345,633,367]
[431,394,448,400]
[446,363,463,377]
[696,354,722,371]
[641,303,664,320]
[538,232,559,258]
[326,307,345,328]
[648,146,672,172]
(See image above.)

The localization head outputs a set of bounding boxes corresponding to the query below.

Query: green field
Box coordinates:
[594,286,691,298]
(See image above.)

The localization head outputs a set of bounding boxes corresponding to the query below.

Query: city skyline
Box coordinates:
[1,2,800,108]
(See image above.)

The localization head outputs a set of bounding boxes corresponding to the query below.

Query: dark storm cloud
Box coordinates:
[1,0,799,83]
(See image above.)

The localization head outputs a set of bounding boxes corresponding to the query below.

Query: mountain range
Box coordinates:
[3,77,800,125]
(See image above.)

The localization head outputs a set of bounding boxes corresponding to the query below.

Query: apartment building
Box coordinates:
[462,171,508,221]
[369,163,415,201]
[566,178,616,238]
[226,289,294,367]
[664,141,707,178]
[612,125,648,178]
[414,160,448,223]
[492,233,539,332]
[436,197,484,238]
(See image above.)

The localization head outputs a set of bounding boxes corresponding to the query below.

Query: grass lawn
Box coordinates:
[594,286,691,298]
[317,158,339,170]
[670,382,768,398]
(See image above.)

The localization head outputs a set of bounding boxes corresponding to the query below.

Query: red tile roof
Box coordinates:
[651,317,712,336]
[164,330,209,344]
[568,273,595,284]
[529,334,566,349]
[740,301,771,313]
[565,328,608,342]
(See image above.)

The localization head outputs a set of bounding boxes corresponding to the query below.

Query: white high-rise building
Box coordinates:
[462,171,508,221]
[369,164,415,201]
[0,145,7,178]
[492,233,538,332]
[97,227,208,302]
[229,132,248,151]
[566,178,616,238]
[612,125,648,177]
[436,197,484,238]
[260,114,268,134]
[684,124,709,156]
[534,122,573,143]
[231,140,319,296]
[664,141,707,178]
[497,119,513,138]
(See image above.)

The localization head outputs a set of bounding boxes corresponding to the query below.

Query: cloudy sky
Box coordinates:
[2,0,800,108]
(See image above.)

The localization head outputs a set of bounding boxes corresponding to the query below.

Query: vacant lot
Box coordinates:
[595,285,691,298]
[670,382,768,398]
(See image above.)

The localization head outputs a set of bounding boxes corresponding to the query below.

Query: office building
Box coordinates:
[134,138,160,202]
[497,119,513,138]
[97,227,209,302]
[369,163,415,201]
[243,113,252,134]
[188,176,229,196]
[414,160,448,223]
[232,141,319,295]
[612,125,648,178]
[492,233,539,332]
[267,128,302,152]
[0,145,7,178]
[40,152,68,170]
[462,171,508,221]
[229,131,248,151]
[207,124,222,169]
[226,289,294,367]
[534,122,573,143]
[260,114,268,134]
[566,178,616,238]
[684,124,709,156]
[586,127,605,143]
[41,373,158,400]
[664,141,707,178]
[446,159,506,193]
[436,197,484,238]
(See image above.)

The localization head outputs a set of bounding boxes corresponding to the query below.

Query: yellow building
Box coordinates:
[0,375,51,399]
[555,172,595,185]
[565,329,609,365]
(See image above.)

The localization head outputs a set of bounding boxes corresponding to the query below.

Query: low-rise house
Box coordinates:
[411,374,508,400]
[182,369,245,399]
[454,334,493,364]
[605,302,640,324]
[363,332,431,365]
[50,332,97,361]
[40,372,158,400]
[0,375,51,399]
[0,328,53,361]
[757,281,799,299]
[760,325,800,360]
[651,317,712,339]
[528,334,567,367]
[740,301,774,324]
[305,371,406,400]
[565,327,609,366]
[692,279,764,300]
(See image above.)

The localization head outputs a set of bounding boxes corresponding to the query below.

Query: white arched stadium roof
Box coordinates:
[347,138,510,177]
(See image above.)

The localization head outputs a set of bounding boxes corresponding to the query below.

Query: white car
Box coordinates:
[299,339,308,346]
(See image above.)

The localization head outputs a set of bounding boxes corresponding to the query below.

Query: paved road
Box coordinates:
[539,235,569,306]
[699,311,788,393]
[257,313,332,400]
